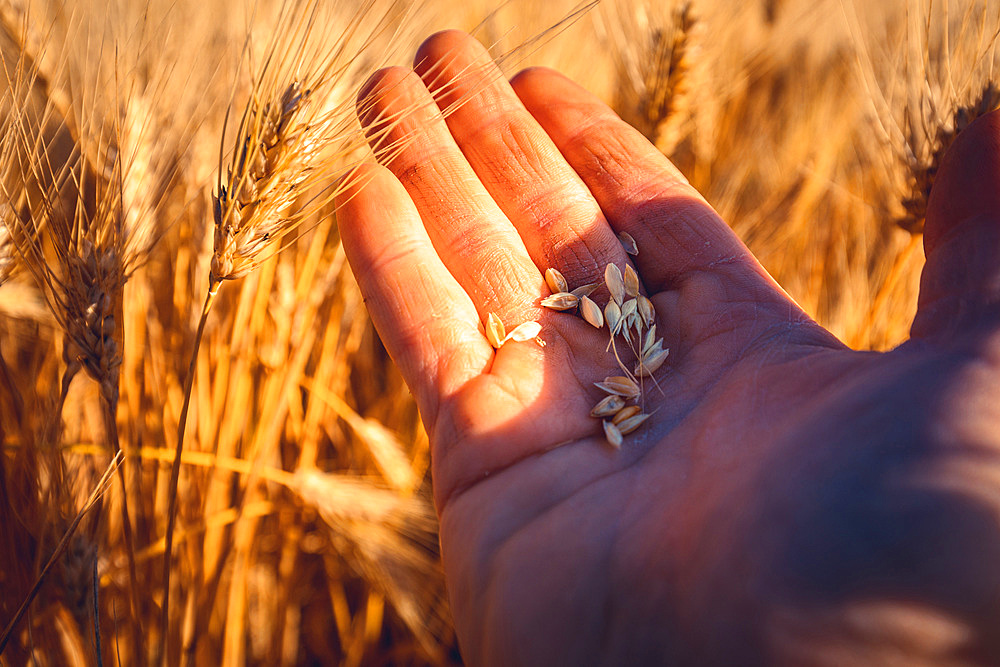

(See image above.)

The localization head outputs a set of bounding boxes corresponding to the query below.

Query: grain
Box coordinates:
[636,346,669,377]
[620,298,638,329]
[485,312,506,348]
[603,419,623,448]
[637,294,655,327]
[504,320,542,343]
[616,412,651,435]
[579,294,605,328]
[595,375,641,399]
[590,394,626,418]
[544,267,569,293]
[604,299,623,335]
[541,292,579,310]
[618,231,638,255]
[605,263,625,304]
[623,264,639,297]
[612,404,641,424]
[643,324,658,354]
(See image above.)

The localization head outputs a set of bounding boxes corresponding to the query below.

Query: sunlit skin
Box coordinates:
[336,31,1000,665]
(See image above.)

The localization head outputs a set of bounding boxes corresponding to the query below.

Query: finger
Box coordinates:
[336,163,492,418]
[513,67,840,358]
[357,65,543,326]
[413,30,627,289]
[511,67,774,293]
[911,109,1000,341]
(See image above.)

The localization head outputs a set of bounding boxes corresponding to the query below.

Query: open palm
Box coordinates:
[338,31,1000,665]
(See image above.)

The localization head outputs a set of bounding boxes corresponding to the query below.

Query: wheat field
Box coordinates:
[0,0,997,664]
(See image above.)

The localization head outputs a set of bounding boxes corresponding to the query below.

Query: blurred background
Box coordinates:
[0,0,997,663]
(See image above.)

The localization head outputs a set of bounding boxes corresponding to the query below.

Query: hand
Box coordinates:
[337,31,1000,665]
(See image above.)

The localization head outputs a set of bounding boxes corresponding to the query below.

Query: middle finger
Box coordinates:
[359,65,544,325]
[413,30,630,290]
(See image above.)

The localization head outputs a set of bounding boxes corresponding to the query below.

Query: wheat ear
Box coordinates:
[158,0,415,658]
[0,18,152,660]
[604,1,699,155]
[897,83,1000,233]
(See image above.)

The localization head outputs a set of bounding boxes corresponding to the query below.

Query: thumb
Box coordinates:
[910,109,1000,341]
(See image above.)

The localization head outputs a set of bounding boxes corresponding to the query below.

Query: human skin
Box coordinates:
[335,30,1000,666]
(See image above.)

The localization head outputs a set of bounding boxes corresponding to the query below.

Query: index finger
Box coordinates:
[336,163,493,419]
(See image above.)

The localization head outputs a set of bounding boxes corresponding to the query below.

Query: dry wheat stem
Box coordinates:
[99,392,144,661]
[0,450,122,656]
[0,33,154,657]
[0,210,13,284]
[158,286,216,663]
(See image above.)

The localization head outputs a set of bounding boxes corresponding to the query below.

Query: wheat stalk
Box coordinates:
[0,9,187,659]
[158,1,416,659]
[291,468,449,655]
[0,205,13,285]
[0,450,122,657]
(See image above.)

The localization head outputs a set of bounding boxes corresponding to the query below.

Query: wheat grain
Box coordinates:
[611,404,641,425]
[616,412,650,435]
[504,320,542,343]
[595,375,641,399]
[642,333,665,360]
[620,298,638,330]
[618,230,638,255]
[623,264,639,297]
[590,394,626,418]
[544,266,568,293]
[604,299,623,337]
[579,294,605,328]
[537,253,663,446]
[541,292,579,310]
[604,263,625,304]
[603,419,623,448]
[636,346,669,377]
[485,312,505,348]
[637,294,655,327]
